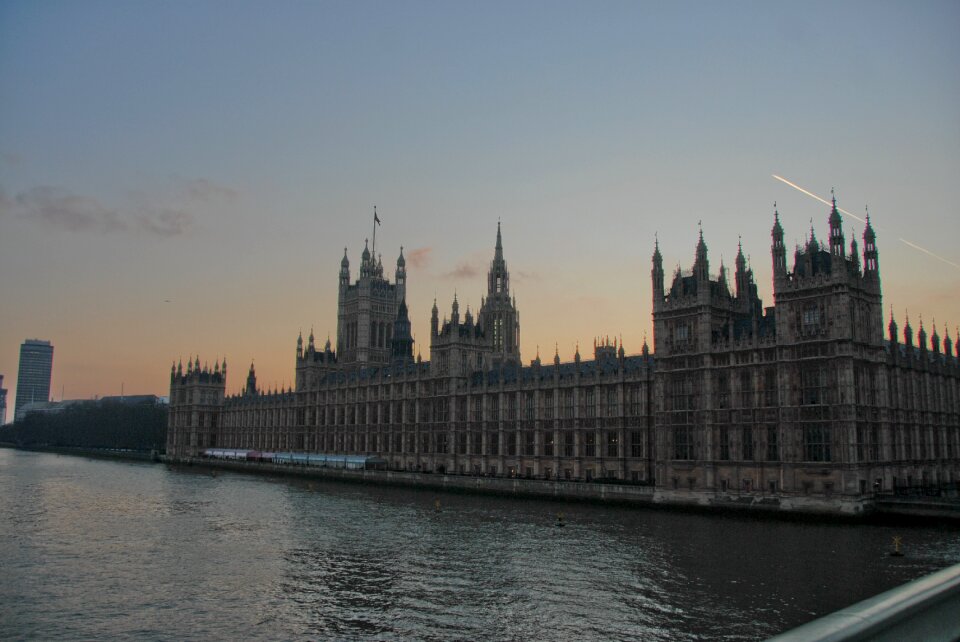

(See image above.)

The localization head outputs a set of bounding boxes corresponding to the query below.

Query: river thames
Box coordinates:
[1,449,958,641]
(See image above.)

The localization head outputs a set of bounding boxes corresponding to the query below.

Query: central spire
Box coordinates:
[693,223,709,281]
[488,221,509,297]
[481,220,520,367]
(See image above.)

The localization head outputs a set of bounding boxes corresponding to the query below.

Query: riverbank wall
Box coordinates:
[6,445,956,522]
[165,455,960,522]
[167,455,659,505]
[0,444,159,463]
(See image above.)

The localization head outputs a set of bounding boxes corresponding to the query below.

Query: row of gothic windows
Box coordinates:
[340,320,393,350]
[673,425,826,462]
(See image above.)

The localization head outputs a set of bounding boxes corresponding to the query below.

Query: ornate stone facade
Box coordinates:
[168,205,960,508]
[335,236,406,368]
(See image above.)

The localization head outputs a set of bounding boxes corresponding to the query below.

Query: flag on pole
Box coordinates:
[374,206,380,225]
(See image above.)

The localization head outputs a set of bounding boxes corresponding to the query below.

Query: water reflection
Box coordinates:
[283,548,398,636]
[1,449,958,641]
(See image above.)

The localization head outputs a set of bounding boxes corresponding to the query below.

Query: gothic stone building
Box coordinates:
[168,204,960,509]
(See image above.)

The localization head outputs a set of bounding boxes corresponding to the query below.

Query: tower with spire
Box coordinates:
[761,193,889,498]
[651,221,771,490]
[652,236,664,309]
[771,206,787,281]
[295,325,338,392]
[164,201,959,508]
[335,209,408,368]
[828,191,845,258]
[427,223,521,377]
[653,222,771,356]
[773,192,883,347]
[479,222,521,369]
[390,298,415,365]
[430,292,488,376]
[245,361,257,395]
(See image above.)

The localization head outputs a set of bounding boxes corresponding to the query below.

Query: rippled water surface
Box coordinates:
[2,449,959,640]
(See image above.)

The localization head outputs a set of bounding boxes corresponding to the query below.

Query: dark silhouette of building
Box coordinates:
[15,339,54,421]
[0,375,7,425]
[336,232,406,368]
[167,203,960,513]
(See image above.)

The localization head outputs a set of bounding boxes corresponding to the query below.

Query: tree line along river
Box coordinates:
[1,448,958,641]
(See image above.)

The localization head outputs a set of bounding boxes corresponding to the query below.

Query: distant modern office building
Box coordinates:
[15,339,54,421]
[0,375,7,425]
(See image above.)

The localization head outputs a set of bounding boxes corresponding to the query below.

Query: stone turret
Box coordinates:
[167,354,227,458]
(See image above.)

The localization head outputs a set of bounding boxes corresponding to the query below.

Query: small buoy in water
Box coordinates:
[434,499,441,513]
[556,512,565,527]
[890,535,904,557]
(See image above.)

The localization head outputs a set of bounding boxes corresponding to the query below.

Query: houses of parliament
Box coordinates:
[167,199,960,510]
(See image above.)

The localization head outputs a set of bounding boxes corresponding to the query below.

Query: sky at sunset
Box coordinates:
[1,1,959,411]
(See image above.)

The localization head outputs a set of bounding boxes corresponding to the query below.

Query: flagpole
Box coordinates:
[372,205,377,258]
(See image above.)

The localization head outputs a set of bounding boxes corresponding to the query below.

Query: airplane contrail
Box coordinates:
[898,238,960,270]
[772,175,866,224]
[772,174,960,271]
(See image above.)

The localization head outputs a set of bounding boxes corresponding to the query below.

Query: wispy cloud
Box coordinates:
[15,186,128,233]
[171,176,238,203]
[137,207,195,237]
[2,176,236,238]
[515,270,541,282]
[407,246,432,268]
[444,261,480,279]
[441,249,494,280]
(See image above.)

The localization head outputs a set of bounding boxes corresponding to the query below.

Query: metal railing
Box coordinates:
[767,562,960,641]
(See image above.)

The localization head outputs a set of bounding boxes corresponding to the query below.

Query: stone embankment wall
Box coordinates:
[168,456,916,518]
[2,445,159,462]
[167,456,657,505]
